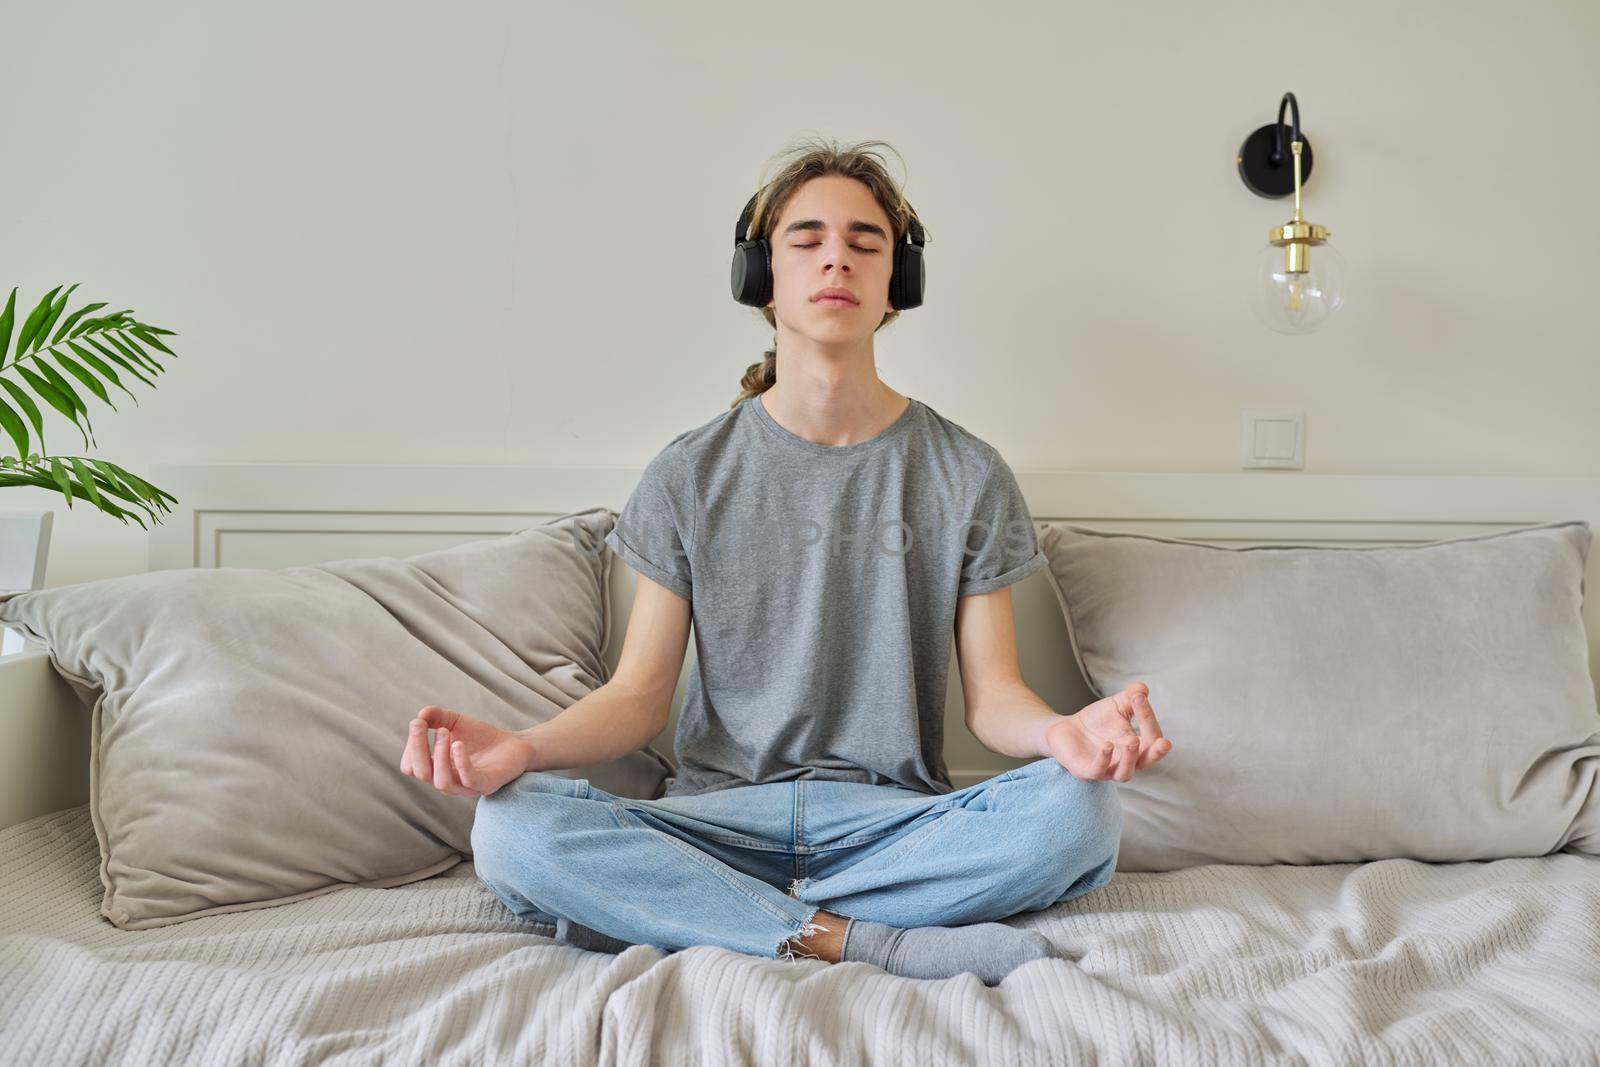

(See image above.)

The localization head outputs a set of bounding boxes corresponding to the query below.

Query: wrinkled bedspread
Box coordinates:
[3,805,1598,1066]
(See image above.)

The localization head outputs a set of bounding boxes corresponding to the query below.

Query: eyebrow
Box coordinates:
[780,218,890,241]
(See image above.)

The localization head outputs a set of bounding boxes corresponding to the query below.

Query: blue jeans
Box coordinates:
[469,755,1122,961]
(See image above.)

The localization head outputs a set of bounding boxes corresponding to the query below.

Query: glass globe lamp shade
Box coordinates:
[1250,238,1345,334]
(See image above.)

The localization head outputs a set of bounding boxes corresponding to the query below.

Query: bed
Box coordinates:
[3,462,1598,1066]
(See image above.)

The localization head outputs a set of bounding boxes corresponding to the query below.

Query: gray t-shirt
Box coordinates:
[602,392,1046,798]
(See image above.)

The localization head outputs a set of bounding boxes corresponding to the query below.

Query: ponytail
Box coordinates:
[731,346,777,408]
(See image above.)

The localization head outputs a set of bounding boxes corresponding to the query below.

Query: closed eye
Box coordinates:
[795,243,879,254]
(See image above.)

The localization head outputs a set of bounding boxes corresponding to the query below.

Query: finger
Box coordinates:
[417,704,458,734]
[1114,734,1140,781]
[403,716,430,777]
[433,727,460,793]
[1091,738,1117,779]
[1130,689,1165,745]
[406,717,432,779]
[1137,737,1173,771]
[1106,704,1141,779]
[450,739,477,794]
[1130,691,1168,770]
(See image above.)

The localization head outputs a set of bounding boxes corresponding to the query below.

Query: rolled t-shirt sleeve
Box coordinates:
[605,441,695,601]
[957,448,1047,597]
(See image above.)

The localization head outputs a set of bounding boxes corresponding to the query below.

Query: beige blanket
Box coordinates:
[3,805,1598,1065]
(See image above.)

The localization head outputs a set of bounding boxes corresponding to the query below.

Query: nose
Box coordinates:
[821,237,855,273]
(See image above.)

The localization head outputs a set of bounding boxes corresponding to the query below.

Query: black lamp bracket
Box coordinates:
[1237,91,1315,199]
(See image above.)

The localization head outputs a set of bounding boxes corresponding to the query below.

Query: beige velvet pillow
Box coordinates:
[0,507,673,930]
[1037,519,1600,872]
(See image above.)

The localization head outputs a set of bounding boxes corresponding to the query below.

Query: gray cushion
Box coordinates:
[1036,519,1600,871]
[0,507,673,929]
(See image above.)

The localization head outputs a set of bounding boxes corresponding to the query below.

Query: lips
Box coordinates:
[812,288,859,305]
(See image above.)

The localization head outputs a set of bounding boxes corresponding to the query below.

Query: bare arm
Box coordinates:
[401,573,691,796]
[955,586,1060,759]
[955,585,1172,781]
[517,572,691,771]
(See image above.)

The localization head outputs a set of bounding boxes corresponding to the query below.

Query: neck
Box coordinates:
[759,372,908,449]
[761,318,908,448]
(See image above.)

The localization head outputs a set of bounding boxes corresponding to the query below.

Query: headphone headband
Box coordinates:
[734,190,927,248]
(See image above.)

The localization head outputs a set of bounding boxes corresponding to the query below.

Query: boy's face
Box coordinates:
[765,175,896,342]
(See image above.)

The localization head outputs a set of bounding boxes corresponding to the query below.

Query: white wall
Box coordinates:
[2,0,1596,587]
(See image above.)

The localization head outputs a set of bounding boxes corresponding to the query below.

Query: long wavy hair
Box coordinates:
[731,137,928,409]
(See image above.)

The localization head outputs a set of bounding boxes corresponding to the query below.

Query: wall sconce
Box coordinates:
[1237,92,1345,334]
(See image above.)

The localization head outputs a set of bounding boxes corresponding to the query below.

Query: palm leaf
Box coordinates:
[32,360,97,449]
[12,365,88,449]
[12,285,61,356]
[4,291,182,443]
[52,350,115,410]
[29,284,79,354]
[119,332,163,369]
[51,300,107,346]
[0,394,29,458]
[129,325,178,357]
[84,458,156,507]
[0,453,167,528]
[0,459,148,528]
[88,457,175,516]
[34,358,88,417]
[0,377,45,447]
[66,341,139,404]
[98,458,177,507]
[83,336,156,388]
[104,332,164,375]
[48,457,74,505]
[1,285,182,525]
[0,288,15,359]
[68,456,103,508]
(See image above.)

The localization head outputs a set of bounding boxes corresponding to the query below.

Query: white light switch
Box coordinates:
[1241,409,1305,469]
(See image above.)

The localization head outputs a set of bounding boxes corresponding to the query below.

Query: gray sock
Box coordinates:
[555,916,636,954]
[838,916,1057,986]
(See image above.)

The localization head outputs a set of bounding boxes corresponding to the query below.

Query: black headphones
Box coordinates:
[730,189,929,310]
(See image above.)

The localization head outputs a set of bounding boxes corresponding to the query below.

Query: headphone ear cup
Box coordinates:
[731,239,772,307]
[890,243,926,311]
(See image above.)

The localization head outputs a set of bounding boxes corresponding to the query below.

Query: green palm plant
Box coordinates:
[0,283,180,528]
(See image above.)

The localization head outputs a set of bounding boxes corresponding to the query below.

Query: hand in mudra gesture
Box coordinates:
[1044,681,1173,782]
[399,704,535,797]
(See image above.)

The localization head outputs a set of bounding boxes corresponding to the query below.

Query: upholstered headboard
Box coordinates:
[139,463,1600,787]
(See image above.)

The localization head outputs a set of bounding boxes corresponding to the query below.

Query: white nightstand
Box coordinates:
[2,510,53,656]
